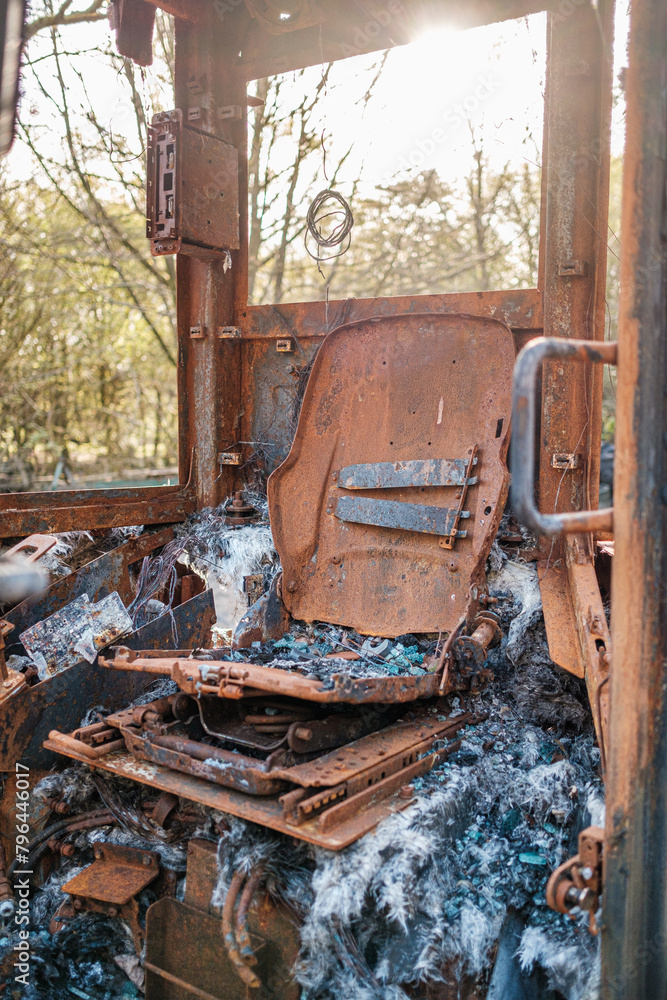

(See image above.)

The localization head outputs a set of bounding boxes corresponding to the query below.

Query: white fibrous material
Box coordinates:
[39,531,95,577]
[487,556,543,666]
[210,710,603,1000]
[518,926,601,1000]
[176,501,278,625]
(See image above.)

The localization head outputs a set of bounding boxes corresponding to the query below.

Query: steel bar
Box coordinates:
[602,0,667,992]
[511,337,617,535]
[538,0,615,547]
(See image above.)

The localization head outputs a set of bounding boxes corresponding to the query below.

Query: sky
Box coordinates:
[8,2,630,192]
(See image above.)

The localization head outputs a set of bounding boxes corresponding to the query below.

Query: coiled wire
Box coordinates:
[305,189,354,272]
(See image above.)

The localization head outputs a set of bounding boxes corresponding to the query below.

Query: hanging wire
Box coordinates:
[305,189,354,277]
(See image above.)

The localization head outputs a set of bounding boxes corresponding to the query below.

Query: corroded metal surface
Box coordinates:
[3,528,173,651]
[63,843,160,906]
[118,728,290,796]
[603,0,667,993]
[269,313,513,636]
[44,709,470,849]
[103,650,440,704]
[145,893,300,1000]
[242,291,541,476]
[538,0,614,543]
[339,458,477,490]
[334,495,469,539]
[0,485,195,537]
[0,589,215,771]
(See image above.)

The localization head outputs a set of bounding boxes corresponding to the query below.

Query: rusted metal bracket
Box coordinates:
[3,534,57,562]
[511,337,617,536]
[546,825,604,934]
[61,843,161,952]
[333,448,478,551]
[338,457,478,490]
[45,709,479,848]
[101,649,441,704]
[0,620,25,694]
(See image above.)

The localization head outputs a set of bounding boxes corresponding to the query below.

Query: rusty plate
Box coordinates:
[104,650,441,704]
[0,590,215,771]
[63,843,159,905]
[268,313,513,636]
[271,711,464,788]
[145,895,300,1000]
[42,736,423,849]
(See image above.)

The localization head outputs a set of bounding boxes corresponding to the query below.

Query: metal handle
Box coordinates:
[511,337,618,537]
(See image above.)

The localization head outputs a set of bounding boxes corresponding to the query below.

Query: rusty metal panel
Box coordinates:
[538,562,583,678]
[603,0,667,992]
[145,895,300,1000]
[335,495,467,537]
[537,0,614,542]
[0,589,215,771]
[240,292,541,478]
[268,313,513,635]
[0,486,195,537]
[3,528,173,650]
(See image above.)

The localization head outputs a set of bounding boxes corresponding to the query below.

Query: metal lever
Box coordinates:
[511,337,617,537]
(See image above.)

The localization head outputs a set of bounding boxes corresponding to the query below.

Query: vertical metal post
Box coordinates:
[603,0,667,993]
[539,0,614,529]
[174,9,246,507]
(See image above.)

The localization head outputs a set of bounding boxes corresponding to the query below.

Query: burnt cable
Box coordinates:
[305,189,354,276]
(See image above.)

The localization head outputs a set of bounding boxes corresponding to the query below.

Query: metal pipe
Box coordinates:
[235,866,264,966]
[221,870,261,989]
[511,337,617,536]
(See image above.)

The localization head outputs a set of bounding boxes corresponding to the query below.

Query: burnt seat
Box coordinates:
[268,312,514,636]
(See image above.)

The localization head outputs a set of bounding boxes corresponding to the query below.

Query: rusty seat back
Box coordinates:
[268,313,514,636]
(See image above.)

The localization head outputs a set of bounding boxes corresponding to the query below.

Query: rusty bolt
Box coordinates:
[73,898,82,910]
[166,870,176,882]
[294,727,312,742]
[108,906,118,917]
[54,801,70,815]
[581,866,594,881]
[142,855,153,867]
[399,785,414,799]
[94,849,102,859]
[286,580,297,593]
[331,555,341,565]
[60,844,75,858]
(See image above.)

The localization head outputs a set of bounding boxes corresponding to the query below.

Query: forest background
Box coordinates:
[0,1,625,490]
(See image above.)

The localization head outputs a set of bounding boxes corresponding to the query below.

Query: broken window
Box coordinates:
[247,13,546,305]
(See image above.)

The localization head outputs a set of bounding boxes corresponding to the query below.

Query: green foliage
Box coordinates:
[0,173,177,481]
[3,14,621,486]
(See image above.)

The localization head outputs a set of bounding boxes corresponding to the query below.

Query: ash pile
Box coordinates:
[0,501,604,1000]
